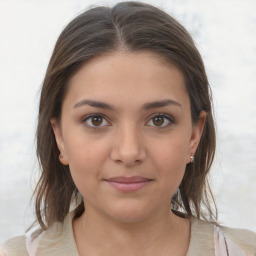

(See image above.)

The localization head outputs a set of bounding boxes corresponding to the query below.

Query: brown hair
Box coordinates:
[34,1,217,230]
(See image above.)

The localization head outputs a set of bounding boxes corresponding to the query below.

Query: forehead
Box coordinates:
[64,50,189,109]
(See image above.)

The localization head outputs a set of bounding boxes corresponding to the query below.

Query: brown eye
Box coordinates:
[91,116,103,126]
[147,114,174,128]
[82,114,109,128]
[152,116,164,126]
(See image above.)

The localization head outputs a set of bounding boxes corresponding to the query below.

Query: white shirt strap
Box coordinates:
[214,226,246,256]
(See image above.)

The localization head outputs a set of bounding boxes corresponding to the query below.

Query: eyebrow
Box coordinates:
[73,99,182,110]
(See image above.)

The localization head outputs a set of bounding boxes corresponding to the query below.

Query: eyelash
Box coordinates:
[81,113,175,129]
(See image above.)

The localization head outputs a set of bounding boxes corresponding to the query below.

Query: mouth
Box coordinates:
[103,176,153,192]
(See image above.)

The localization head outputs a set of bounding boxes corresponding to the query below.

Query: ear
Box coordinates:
[186,111,206,164]
[50,118,69,165]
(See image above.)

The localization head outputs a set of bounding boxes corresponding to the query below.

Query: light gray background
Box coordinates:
[0,0,256,243]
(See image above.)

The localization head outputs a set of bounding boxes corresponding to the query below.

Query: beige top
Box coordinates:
[1,211,256,256]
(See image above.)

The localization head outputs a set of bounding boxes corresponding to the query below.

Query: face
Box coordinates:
[51,51,205,223]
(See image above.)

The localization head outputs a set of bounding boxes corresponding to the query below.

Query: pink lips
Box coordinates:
[104,176,152,192]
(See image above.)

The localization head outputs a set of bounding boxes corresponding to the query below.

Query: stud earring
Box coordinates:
[59,153,69,165]
[190,156,194,163]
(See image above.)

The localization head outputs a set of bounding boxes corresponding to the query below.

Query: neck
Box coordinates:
[73,205,191,256]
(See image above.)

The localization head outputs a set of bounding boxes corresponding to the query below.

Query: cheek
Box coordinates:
[150,137,189,191]
[64,135,109,191]
[65,132,108,165]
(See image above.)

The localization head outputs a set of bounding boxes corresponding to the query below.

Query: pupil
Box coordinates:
[153,116,164,126]
[92,116,103,126]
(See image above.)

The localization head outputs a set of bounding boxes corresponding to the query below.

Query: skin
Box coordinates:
[51,50,206,256]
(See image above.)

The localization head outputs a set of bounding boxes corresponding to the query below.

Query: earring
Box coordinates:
[190,156,194,163]
[59,153,69,165]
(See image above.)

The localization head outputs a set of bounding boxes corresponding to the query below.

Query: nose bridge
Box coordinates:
[110,121,146,166]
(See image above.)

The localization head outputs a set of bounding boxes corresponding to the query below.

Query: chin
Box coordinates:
[104,201,155,224]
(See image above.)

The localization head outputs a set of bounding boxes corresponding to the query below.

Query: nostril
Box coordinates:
[114,158,142,167]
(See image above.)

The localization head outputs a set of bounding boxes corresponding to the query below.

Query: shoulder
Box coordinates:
[221,225,256,255]
[0,221,65,256]
[1,235,28,256]
[187,217,215,255]
[189,218,256,256]
[1,211,78,256]
[35,211,79,255]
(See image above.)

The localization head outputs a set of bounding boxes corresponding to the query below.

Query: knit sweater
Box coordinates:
[1,211,256,255]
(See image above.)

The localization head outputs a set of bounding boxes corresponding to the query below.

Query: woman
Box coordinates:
[1,1,255,255]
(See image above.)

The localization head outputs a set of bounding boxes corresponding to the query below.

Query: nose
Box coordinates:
[110,124,147,167]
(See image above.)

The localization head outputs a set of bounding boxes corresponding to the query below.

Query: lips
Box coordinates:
[104,176,152,192]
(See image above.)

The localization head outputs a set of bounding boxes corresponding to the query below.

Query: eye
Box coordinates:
[147,113,174,128]
[82,114,110,128]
